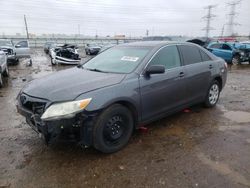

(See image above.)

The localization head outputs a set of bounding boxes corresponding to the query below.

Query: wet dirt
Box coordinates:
[0,49,250,188]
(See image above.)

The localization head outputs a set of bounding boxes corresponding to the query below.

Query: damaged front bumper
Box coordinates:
[16,95,96,146]
[53,56,81,65]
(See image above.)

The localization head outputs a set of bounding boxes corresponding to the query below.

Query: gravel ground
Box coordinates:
[0,48,250,188]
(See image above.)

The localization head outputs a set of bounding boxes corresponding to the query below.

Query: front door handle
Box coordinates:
[179,72,185,77]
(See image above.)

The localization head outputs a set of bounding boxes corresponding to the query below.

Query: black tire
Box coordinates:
[204,80,220,108]
[232,55,240,65]
[93,104,134,153]
[3,65,9,77]
[29,59,32,66]
[0,73,3,88]
[51,58,56,65]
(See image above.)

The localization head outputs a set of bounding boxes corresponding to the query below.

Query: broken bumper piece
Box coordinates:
[16,100,95,146]
[53,56,81,65]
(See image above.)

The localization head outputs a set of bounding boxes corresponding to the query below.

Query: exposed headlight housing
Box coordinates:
[41,98,92,121]
[240,51,245,56]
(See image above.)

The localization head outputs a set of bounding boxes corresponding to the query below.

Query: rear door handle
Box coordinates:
[209,64,213,69]
[179,72,185,77]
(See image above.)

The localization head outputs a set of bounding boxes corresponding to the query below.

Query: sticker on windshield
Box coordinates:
[121,56,139,62]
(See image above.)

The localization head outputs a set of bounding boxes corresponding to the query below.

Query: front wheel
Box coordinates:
[3,66,9,77]
[0,73,3,88]
[204,80,220,108]
[93,104,134,153]
[51,58,56,65]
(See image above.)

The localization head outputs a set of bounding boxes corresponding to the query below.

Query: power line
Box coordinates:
[202,5,216,38]
[226,0,241,36]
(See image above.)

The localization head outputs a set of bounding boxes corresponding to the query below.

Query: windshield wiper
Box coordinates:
[85,68,107,73]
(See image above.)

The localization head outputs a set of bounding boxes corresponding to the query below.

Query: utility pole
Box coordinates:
[226,0,241,36]
[24,15,29,39]
[146,29,149,37]
[78,24,80,37]
[202,5,216,38]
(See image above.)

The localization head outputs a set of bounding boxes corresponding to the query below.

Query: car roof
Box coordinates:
[118,41,195,48]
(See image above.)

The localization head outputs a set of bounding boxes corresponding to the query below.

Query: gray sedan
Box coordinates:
[17,41,227,153]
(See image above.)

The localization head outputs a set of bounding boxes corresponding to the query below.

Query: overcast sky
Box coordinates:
[0,0,249,37]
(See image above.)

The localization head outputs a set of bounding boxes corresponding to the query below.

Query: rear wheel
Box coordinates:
[232,55,240,65]
[204,80,220,107]
[93,104,134,153]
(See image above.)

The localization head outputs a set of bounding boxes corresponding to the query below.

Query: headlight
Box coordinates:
[240,52,245,56]
[41,98,92,121]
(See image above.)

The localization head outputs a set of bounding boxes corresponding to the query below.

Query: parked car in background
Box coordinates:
[207,41,250,65]
[50,44,81,65]
[0,39,31,64]
[99,43,116,53]
[44,41,57,54]
[187,37,212,48]
[85,43,101,55]
[17,41,227,153]
[0,50,9,87]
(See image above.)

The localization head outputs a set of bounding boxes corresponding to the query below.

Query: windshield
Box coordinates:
[0,40,12,47]
[83,47,150,74]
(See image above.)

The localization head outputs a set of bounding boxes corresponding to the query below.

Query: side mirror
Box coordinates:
[145,65,165,75]
[15,44,21,48]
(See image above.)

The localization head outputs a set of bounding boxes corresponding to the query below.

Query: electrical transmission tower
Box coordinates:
[226,0,241,36]
[202,5,217,38]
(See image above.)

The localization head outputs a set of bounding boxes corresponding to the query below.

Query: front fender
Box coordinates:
[75,78,141,120]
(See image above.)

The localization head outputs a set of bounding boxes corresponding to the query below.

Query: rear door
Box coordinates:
[15,41,31,58]
[139,45,187,121]
[178,45,212,103]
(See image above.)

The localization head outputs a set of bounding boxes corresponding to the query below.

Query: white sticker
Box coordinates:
[121,56,139,62]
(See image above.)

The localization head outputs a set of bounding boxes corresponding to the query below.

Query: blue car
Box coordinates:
[207,42,250,64]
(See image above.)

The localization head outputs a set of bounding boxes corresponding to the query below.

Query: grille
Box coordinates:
[20,94,47,115]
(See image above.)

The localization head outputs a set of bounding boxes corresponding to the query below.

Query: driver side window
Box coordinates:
[222,44,232,51]
[16,41,28,48]
[149,45,181,69]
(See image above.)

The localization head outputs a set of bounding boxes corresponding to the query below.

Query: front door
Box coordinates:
[15,41,31,58]
[139,45,187,122]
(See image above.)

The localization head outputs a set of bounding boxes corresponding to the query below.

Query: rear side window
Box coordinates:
[210,43,222,49]
[149,45,181,69]
[178,45,202,65]
[200,49,211,61]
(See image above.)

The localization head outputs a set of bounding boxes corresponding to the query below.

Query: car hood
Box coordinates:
[0,46,13,49]
[22,67,125,102]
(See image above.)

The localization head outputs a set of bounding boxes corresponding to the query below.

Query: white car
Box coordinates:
[0,39,31,64]
[0,50,9,87]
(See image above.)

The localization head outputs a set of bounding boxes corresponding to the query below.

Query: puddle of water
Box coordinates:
[219,125,250,131]
[223,111,250,123]
[197,152,250,187]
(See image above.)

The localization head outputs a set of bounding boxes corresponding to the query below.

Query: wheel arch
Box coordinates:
[103,99,139,128]
[214,76,222,91]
